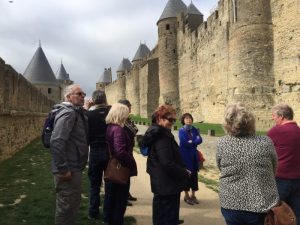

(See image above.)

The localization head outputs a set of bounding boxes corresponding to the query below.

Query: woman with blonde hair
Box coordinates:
[103,103,137,225]
[217,103,279,225]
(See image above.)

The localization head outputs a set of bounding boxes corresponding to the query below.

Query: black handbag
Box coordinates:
[104,143,130,185]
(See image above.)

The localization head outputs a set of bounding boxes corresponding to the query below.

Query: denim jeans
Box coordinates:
[276,178,300,225]
[88,148,108,218]
[152,193,180,225]
[103,180,129,225]
[221,208,265,225]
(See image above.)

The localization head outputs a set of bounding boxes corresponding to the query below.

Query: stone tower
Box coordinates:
[96,67,112,91]
[23,42,60,103]
[131,43,150,115]
[56,61,73,101]
[227,0,274,129]
[186,2,204,31]
[157,0,186,111]
[116,58,131,100]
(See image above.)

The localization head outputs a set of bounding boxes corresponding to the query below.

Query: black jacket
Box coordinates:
[86,105,110,148]
[144,124,189,195]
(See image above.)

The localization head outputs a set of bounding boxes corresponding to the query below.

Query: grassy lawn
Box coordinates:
[0,139,136,225]
[130,114,225,136]
[130,114,266,137]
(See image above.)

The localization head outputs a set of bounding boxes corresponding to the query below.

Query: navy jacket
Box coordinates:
[178,126,202,172]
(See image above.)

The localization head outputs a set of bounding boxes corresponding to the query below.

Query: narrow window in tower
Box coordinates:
[232,0,237,22]
[48,88,52,94]
[235,2,238,21]
[165,38,168,49]
[166,24,170,30]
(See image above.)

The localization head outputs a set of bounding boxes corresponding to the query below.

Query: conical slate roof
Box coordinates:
[23,45,57,85]
[158,0,187,24]
[187,2,203,16]
[117,58,132,72]
[98,68,112,83]
[132,43,150,61]
[56,62,70,80]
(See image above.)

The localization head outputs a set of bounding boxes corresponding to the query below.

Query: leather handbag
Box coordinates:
[104,143,130,185]
[264,201,297,225]
[197,149,205,162]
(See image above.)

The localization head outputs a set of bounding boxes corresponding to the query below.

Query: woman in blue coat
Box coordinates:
[179,113,202,205]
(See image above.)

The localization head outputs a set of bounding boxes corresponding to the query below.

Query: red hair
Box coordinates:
[153,104,176,122]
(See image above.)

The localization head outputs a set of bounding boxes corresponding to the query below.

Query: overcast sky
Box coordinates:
[0,0,218,96]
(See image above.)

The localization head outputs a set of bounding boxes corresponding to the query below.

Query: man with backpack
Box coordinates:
[85,90,111,221]
[50,84,89,225]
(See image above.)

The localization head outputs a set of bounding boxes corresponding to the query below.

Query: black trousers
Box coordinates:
[104,180,130,225]
[152,193,180,225]
[88,147,108,218]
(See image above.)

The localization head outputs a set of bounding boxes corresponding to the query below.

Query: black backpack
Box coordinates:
[41,104,68,148]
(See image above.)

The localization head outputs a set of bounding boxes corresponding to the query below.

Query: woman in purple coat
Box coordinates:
[179,113,202,205]
[104,103,137,225]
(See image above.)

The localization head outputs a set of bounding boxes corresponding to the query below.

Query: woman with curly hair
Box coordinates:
[217,103,279,225]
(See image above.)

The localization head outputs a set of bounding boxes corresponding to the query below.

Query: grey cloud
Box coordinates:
[0,0,218,96]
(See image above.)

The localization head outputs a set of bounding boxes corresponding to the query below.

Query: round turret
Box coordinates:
[228,0,274,129]
[23,43,61,103]
[157,0,186,110]
[96,68,112,91]
[131,43,150,115]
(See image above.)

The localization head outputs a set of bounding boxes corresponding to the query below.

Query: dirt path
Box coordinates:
[126,152,226,225]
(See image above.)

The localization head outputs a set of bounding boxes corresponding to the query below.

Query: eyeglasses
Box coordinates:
[71,92,86,97]
[165,117,176,123]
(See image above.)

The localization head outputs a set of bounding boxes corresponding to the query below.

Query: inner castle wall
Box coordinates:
[102,0,299,131]
[0,58,54,161]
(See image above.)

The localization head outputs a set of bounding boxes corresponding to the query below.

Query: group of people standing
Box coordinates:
[50,84,139,225]
[217,103,300,225]
[49,84,299,225]
[141,106,203,225]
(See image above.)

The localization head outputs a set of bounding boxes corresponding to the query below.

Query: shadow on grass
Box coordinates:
[0,138,136,225]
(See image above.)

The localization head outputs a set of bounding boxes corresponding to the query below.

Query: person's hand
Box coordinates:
[84,98,94,110]
[58,171,72,181]
[186,169,191,177]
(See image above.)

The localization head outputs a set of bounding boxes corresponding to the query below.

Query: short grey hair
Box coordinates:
[64,84,81,101]
[223,103,256,136]
[105,103,129,127]
[272,103,294,120]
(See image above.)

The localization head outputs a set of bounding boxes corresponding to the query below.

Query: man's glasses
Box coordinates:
[71,92,86,97]
[165,117,176,123]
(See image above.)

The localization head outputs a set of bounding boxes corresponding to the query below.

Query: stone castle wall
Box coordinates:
[139,57,160,117]
[177,6,229,124]
[0,58,54,161]
[271,0,300,122]
[105,75,126,105]
[103,0,300,130]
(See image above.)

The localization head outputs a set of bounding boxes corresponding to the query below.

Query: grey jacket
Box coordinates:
[216,135,279,213]
[50,102,89,174]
